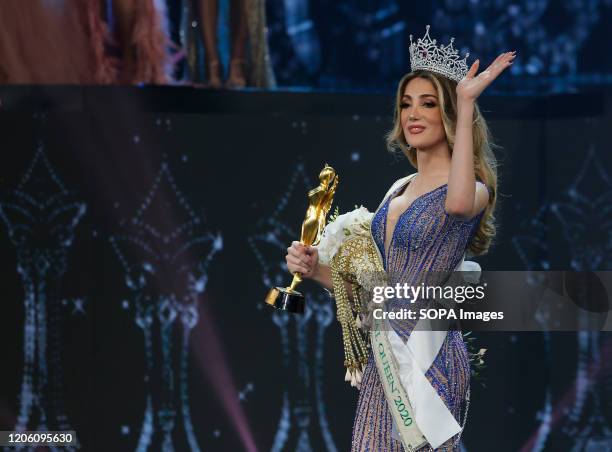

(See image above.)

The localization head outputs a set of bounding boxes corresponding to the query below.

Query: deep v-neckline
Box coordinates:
[382,177,448,262]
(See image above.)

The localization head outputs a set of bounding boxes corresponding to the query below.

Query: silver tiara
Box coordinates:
[409,25,470,83]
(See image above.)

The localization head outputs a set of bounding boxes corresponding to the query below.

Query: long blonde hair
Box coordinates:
[386,70,498,256]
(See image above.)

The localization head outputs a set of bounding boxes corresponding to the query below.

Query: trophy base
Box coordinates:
[265,286,305,314]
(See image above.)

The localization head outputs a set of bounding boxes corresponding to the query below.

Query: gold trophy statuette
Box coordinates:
[265,164,339,314]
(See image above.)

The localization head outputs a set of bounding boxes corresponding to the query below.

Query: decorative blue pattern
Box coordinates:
[351,177,486,451]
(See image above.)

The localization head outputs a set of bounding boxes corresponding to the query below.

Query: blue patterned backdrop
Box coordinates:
[262,0,612,93]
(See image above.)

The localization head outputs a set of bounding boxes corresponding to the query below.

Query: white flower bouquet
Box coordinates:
[317,205,374,265]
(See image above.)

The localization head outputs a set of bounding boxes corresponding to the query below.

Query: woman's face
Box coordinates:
[400,77,447,151]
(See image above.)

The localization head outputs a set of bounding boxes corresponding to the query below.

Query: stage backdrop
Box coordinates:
[0,86,611,451]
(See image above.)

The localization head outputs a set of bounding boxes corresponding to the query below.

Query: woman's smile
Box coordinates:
[407,124,426,134]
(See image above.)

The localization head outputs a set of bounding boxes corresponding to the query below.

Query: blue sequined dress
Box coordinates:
[350,177,486,451]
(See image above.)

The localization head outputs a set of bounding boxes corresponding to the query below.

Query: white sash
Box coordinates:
[371,318,428,451]
[386,256,481,449]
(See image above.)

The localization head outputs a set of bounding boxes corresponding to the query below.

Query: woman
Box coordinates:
[286,27,514,451]
[111,0,171,84]
[0,0,170,85]
[0,0,101,84]
[194,0,276,88]
[197,0,248,88]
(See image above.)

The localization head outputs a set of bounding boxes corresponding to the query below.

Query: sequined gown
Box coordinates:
[350,178,486,451]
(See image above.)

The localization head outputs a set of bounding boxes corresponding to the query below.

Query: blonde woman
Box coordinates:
[286,27,513,451]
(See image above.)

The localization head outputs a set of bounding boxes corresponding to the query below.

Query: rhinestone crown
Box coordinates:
[409,25,470,83]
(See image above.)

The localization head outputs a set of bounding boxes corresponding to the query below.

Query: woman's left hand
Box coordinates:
[456,51,516,102]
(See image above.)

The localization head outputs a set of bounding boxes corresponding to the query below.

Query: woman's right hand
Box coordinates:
[286,241,319,279]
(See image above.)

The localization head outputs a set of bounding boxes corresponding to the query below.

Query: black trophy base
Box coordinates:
[265,286,305,314]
